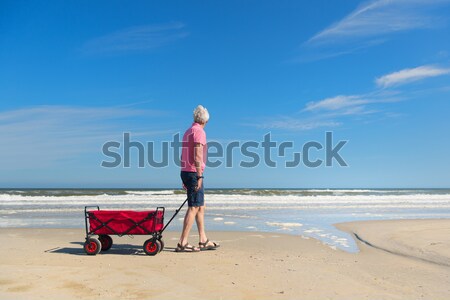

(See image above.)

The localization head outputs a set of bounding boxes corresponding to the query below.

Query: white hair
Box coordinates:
[193,105,209,124]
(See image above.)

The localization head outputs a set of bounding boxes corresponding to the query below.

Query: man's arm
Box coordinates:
[194,142,203,191]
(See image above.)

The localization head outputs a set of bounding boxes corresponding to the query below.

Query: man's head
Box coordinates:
[193,105,209,125]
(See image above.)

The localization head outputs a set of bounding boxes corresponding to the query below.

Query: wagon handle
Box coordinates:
[160,198,188,233]
[85,205,100,214]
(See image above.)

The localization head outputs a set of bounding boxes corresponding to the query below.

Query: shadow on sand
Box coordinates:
[45,241,176,256]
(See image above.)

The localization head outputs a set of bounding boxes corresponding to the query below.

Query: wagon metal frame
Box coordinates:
[83,198,188,256]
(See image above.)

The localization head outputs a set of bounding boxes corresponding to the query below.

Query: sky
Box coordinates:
[1,0,450,188]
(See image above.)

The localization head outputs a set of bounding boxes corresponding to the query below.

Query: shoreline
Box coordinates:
[3,188,450,254]
[336,219,450,267]
[3,216,450,253]
[1,219,450,299]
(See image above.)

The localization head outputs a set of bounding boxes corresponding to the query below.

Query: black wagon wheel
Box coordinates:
[84,238,101,255]
[99,235,113,251]
[158,239,165,252]
[143,239,161,256]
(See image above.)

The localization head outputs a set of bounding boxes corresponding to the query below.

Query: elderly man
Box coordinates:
[176,105,219,252]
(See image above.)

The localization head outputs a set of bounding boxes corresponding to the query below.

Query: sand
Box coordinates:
[1,219,450,299]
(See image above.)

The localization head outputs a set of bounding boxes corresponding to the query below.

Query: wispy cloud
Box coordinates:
[82,22,188,55]
[307,0,447,46]
[248,116,341,131]
[375,65,450,88]
[304,89,402,114]
[291,39,385,63]
[244,90,403,131]
[295,0,450,62]
[287,64,449,129]
[0,106,172,169]
[244,70,416,132]
[304,95,371,112]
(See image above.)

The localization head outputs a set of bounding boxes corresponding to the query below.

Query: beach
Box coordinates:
[1,219,450,300]
[3,1,450,299]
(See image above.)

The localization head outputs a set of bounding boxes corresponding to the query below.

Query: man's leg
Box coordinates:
[196,205,219,249]
[179,206,199,246]
[196,205,208,243]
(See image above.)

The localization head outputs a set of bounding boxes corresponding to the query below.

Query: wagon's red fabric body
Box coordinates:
[88,210,164,235]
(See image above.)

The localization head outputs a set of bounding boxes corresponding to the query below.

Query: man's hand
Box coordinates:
[195,177,203,191]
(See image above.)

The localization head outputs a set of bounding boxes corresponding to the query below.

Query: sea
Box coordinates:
[1,188,450,252]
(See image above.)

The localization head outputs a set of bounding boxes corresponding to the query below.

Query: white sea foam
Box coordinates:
[3,193,450,212]
[266,222,303,228]
[305,189,375,193]
[303,228,323,233]
[125,190,174,195]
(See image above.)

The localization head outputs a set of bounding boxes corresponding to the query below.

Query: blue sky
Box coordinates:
[1,0,450,188]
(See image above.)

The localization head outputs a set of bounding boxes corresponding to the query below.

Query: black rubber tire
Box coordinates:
[99,235,113,251]
[84,238,101,255]
[143,239,161,256]
[158,239,165,252]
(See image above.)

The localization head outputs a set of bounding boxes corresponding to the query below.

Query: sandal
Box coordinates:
[175,243,200,253]
[199,239,220,251]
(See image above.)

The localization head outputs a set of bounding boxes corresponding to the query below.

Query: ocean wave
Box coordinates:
[305,189,375,193]
[125,190,175,195]
[2,192,450,205]
[266,222,303,228]
[1,188,449,198]
[4,204,450,215]
[2,190,450,218]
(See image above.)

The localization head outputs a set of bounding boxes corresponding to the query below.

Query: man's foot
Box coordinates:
[198,239,220,251]
[175,243,200,252]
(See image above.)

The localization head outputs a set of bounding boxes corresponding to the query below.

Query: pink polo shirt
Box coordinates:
[181,122,207,172]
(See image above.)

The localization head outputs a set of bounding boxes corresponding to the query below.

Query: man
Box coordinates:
[176,105,219,252]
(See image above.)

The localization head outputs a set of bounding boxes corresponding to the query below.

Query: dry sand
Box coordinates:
[1,219,450,299]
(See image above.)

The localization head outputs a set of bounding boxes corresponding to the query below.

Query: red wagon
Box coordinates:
[84,199,187,256]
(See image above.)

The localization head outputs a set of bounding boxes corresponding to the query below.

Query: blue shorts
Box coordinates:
[180,171,204,207]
